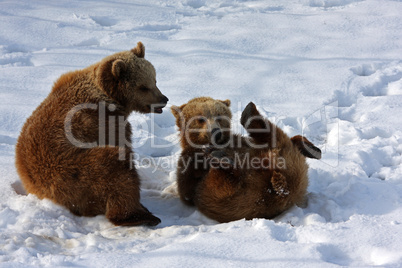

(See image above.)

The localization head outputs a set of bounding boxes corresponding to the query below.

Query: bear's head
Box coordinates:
[94,42,168,114]
[171,97,232,148]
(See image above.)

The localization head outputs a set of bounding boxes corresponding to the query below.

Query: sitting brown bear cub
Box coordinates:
[172,98,321,223]
[16,42,168,226]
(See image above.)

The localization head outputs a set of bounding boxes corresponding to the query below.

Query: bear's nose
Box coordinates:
[160,95,169,104]
[211,128,222,143]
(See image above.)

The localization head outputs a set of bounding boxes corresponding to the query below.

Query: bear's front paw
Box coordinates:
[202,145,216,156]
[210,150,228,159]
[109,210,161,227]
[202,146,228,159]
[207,150,234,169]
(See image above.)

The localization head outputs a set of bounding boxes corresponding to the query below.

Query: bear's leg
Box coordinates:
[240,102,275,145]
[105,167,160,226]
[271,171,289,197]
[177,160,205,206]
[291,135,322,159]
[80,147,161,226]
[104,172,161,226]
[106,194,161,227]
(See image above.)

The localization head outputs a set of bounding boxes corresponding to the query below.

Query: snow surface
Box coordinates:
[1,0,402,267]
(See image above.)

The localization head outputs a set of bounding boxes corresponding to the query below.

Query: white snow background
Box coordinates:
[1,0,402,267]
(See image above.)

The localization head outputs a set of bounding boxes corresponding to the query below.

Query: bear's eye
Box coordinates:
[139,86,149,91]
[197,118,206,124]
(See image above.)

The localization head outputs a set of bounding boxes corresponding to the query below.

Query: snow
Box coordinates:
[1,0,402,266]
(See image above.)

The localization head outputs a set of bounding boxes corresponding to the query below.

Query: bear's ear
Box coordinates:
[96,59,115,91]
[95,59,125,101]
[291,135,322,160]
[170,105,180,119]
[111,59,126,79]
[171,104,186,119]
[219,99,231,107]
[131,42,145,58]
[171,104,187,129]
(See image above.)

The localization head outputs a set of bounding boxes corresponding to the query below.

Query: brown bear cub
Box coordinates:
[171,98,321,223]
[15,42,168,226]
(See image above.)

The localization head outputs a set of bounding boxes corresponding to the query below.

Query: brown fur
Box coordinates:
[171,97,233,206]
[172,98,321,223]
[15,42,168,226]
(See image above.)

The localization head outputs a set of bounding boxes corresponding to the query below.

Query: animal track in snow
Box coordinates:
[0,45,33,67]
[350,62,402,96]
[90,16,118,27]
[350,63,379,77]
[316,244,351,266]
[11,181,26,195]
[75,38,100,47]
[186,0,206,9]
[180,0,284,19]
[136,24,181,32]
[307,0,363,8]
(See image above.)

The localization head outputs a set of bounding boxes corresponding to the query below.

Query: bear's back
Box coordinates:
[15,69,102,193]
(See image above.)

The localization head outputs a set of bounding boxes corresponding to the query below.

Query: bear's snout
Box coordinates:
[160,95,169,104]
[150,94,169,114]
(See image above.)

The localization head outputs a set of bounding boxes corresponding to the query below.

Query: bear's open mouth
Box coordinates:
[149,104,166,114]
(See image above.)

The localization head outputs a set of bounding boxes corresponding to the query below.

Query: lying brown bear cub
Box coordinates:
[16,42,168,226]
[172,98,321,223]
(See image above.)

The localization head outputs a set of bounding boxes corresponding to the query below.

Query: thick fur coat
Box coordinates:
[172,98,321,223]
[16,42,168,226]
